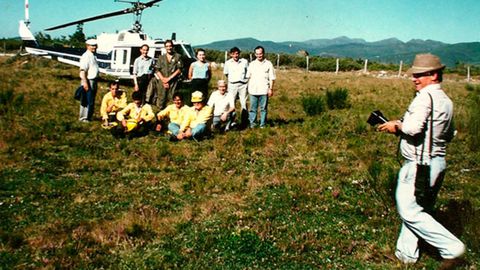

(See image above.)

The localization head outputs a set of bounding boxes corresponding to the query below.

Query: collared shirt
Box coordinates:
[400,83,455,163]
[133,55,153,77]
[207,90,235,116]
[157,104,190,125]
[155,52,183,78]
[100,91,127,120]
[246,59,276,95]
[180,105,213,131]
[224,58,249,83]
[79,50,99,79]
[117,103,155,122]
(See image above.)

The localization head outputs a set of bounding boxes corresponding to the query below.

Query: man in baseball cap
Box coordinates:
[176,91,212,141]
[378,53,465,269]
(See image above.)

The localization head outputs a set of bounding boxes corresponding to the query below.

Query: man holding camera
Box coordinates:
[378,53,464,269]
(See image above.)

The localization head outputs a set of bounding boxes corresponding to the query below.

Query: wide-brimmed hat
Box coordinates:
[86,39,97,46]
[191,91,204,103]
[407,53,445,74]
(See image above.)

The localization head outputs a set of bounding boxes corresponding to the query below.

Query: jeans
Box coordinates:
[191,123,207,140]
[395,157,465,263]
[168,122,181,136]
[79,79,97,121]
[249,94,268,127]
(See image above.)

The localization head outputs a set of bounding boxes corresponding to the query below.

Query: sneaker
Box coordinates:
[169,134,178,142]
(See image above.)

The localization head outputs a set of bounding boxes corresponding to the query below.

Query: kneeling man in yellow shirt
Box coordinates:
[116,91,155,137]
[177,91,212,141]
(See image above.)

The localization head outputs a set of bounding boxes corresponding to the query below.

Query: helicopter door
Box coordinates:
[129,47,141,75]
[112,48,131,73]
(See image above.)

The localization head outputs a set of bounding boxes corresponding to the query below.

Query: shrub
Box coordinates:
[0,89,24,115]
[326,87,350,109]
[301,94,325,116]
[468,90,480,150]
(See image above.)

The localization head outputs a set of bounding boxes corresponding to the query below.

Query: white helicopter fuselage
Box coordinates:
[18,20,195,79]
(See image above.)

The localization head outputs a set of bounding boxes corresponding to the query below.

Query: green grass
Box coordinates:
[0,55,479,269]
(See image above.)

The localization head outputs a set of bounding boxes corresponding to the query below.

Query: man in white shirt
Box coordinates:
[379,54,464,269]
[246,46,275,128]
[224,47,249,128]
[207,80,235,132]
[133,44,153,104]
[79,39,99,122]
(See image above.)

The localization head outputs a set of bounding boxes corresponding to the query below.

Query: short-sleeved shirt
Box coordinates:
[133,56,153,77]
[246,59,276,95]
[157,104,190,125]
[207,90,235,116]
[155,52,183,79]
[79,50,99,79]
[224,58,248,83]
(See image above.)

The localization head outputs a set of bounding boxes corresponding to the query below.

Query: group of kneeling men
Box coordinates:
[101,79,242,141]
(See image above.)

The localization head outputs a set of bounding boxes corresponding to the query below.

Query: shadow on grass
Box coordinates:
[267,117,304,127]
[419,199,477,261]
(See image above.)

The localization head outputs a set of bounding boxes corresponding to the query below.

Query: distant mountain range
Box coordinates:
[198,36,480,67]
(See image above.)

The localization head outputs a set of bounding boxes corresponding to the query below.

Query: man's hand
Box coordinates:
[378,120,401,134]
[82,81,89,91]
[106,103,115,113]
[268,89,273,97]
[220,112,228,122]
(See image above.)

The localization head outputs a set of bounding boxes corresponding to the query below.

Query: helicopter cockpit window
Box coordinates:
[182,45,196,59]
[173,45,183,56]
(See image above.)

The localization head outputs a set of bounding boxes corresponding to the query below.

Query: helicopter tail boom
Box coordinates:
[19,20,39,49]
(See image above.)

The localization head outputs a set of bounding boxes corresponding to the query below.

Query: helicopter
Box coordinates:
[18,0,196,79]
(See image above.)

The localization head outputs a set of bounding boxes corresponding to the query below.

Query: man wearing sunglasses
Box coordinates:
[378,54,465,269]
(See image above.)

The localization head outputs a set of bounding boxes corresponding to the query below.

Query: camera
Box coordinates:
[367,110,389,126]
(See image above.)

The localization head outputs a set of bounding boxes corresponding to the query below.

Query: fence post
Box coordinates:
[249,53,253,62]
[306,55,309,72]
[363,59,368,73]
[398,60,403,77]
[277,54,280,69]
[335,58,339,75]
[467,66,471,82]
[224,50,228,63]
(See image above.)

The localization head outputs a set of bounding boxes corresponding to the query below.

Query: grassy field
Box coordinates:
[0,55,479,269]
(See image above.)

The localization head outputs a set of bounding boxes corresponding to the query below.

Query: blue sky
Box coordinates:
[1,0,480,46]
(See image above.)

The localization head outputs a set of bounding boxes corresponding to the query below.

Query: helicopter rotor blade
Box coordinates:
[44,0,163,31]
[143,0,163,7]
[45,8,132,31]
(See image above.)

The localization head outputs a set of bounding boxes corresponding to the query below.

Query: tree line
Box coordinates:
[1,25,478,75]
